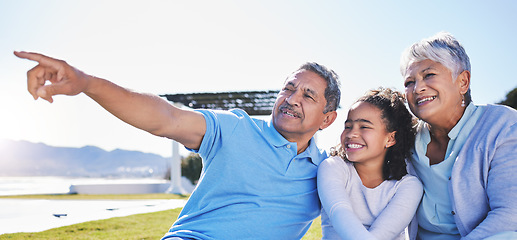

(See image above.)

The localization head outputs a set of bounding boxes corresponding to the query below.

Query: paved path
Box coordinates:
[0,198,186,235]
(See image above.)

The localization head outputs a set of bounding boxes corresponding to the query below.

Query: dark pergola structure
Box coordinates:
[161,90,279,116]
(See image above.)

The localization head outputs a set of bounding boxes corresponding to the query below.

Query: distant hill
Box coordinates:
[0,139,169,178]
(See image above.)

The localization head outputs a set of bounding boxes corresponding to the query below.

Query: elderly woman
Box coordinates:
[400,32,517,240]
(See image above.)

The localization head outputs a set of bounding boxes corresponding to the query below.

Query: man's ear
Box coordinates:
[319,111,338,130]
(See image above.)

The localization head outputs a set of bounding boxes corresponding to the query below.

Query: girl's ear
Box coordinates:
[386,131,396,148]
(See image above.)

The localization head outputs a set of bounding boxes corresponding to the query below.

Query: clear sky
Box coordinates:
[1,0,516,157]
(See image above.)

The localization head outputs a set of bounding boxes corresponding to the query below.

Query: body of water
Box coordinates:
[0,176,169,196]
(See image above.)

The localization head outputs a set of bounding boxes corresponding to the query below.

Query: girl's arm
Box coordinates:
[318,157,377,240]
[368,175,423,239]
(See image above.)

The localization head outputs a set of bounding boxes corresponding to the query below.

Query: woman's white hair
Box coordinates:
[400,32,471,79]
[400,32,472,101]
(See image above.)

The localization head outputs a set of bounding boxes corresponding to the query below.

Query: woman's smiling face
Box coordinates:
[403,59,466,127]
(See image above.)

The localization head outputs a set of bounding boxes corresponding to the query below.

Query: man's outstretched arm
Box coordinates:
[14,51,206,150]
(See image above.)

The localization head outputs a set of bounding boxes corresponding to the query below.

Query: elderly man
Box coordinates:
[15,51,341,239]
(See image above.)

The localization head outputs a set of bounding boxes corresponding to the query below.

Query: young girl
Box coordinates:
[318,88,423,240]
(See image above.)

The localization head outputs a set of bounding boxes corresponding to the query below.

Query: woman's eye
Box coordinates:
[404,80,414,87]
[424,73,435,78]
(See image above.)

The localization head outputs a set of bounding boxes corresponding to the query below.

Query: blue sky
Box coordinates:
[1,0,516,157]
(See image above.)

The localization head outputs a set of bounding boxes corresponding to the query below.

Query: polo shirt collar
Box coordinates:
[303,137,326,165]
[265,118,325,165]
[448,103,476,140]
[264,118,290,147]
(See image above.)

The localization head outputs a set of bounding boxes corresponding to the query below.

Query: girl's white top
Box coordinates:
[318,156,423,240]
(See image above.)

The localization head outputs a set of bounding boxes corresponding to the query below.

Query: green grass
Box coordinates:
[0,208,182,240]
[0,194,322,239]
[303,216,322,240]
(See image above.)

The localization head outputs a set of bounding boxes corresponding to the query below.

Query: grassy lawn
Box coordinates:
[0,194,322,239]
[302,216,323,240]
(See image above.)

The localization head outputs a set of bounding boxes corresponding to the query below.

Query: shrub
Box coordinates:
[181,153,202,185]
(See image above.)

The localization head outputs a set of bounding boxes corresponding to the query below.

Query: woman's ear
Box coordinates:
[457,70,471,95]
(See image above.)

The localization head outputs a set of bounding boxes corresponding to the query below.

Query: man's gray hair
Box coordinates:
[296,62,341,113]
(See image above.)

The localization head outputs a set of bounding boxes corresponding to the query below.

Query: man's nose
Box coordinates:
[285,91,302,106]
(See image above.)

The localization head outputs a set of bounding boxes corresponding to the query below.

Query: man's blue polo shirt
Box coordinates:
[162,109,327,240]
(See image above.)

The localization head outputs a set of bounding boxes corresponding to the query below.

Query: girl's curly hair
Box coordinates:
[331,87,417,180]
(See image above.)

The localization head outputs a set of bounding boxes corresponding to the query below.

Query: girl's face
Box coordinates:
[341,101,395,165]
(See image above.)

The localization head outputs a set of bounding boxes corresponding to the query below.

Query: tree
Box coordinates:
[164,153,203,185]
[499,87,517,110]
[181,153,203,185]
